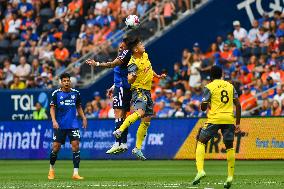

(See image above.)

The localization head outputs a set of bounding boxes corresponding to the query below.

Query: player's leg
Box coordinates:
[48,129,66,180]
[192,124,218,185]
[132,116,150,160]
[221,125,235,188]
[113,89,146,138]
[69,129,84,180]
[106,108,127,154]
[132,90,153,160]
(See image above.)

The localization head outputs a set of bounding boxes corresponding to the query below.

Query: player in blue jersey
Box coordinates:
[48,73,87,180]
[86,37,131,154]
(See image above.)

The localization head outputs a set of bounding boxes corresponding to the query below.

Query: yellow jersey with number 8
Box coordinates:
[203,79,237,124]
[128,52,154,91]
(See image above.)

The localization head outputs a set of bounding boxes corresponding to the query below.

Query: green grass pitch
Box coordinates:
[0,160,283,189]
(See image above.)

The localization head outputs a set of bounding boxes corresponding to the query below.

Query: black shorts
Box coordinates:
[53,129,80,144]
[113,87,131,111]
[198,124,235,143]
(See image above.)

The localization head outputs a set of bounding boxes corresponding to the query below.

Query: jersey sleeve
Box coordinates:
[233,87,238,99]
[50,91,57,107]
[76,92,82,106]
[202,87,211,103]
[128,63,138,75]
[117,50,131,64]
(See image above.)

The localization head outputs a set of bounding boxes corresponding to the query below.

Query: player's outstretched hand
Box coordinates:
[235,124,241,133]
[106,86,114,98]
[82,117,87,129]
[86,59,99,67]
[52,121,59,129]
[160,74,167,79]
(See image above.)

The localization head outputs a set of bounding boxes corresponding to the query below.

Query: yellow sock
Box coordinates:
[119,112,141,132]
[196,142,205,173]
[136,121,150,149]
[226,148,235,178]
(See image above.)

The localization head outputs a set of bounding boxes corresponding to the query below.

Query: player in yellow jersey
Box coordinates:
[192,66,241,189]
[113,36,166,160]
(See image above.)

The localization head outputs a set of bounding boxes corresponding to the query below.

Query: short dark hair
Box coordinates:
[210,66,223,80]
[124,30,141,51]
[60,73,71,80]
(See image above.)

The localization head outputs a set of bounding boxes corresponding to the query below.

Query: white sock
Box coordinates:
[50,164,55,170]
[73,168,79,175]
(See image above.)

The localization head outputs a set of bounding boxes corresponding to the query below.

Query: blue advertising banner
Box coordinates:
[0,119,198,159]
[0,90,52,120]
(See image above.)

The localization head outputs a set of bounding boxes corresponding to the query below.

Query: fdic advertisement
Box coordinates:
[0,118,283,159]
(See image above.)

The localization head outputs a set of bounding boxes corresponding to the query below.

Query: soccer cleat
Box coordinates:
[72,174,84,180]
[224,176,233,188]
[106,142,121,154]
[113,143,128,154]
[192,170,206,185]
[48,169,55,180]
[132,147,146,160]
[113,130,122,138]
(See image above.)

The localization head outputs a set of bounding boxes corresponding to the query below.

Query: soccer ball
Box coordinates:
[125,15,140,29]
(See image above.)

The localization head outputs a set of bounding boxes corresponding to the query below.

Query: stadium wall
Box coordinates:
[0,118,283,160]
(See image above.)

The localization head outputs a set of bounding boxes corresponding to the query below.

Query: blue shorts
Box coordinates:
[113,87,131,111]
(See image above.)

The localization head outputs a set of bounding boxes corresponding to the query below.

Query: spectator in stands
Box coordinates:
[240,85,257,112]
[137,0,149,17]
[189,54,201,89]
[276,21,284,38]
[99,100,110,118]
[281,99,284,115]
[226,32,241,49]
[3,58,16,86]
[163,0,175,26]
[185,102,199,117]
[247,20,259,44]
[271,100,281,116]
[260,99,271,116]
[233,20,247,42]
[15,56,31,80]
[37,72,52,89]
[10,75,26,89]
[26,76,37,88]
[156,101,170,118]
[84,102,95,119]
[33,102,48,120]
[49,0,68,24]
[273,86,284,105]
[171,101,186,118]
[54,41,70,64]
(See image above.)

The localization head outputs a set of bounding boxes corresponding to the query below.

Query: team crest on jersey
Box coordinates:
[71,95,75,99]
[60,101,64,105]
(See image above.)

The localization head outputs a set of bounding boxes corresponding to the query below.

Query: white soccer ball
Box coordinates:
[125,15,140,29]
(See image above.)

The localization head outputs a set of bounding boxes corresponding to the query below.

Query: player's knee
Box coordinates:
[136,109,145,117]
[71,141,79,151]
[224,141,233,149]
[52,143,61,152]
[114,109,124,119]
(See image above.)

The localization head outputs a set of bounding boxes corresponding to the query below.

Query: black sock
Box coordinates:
[115,118,124,143]
[73,151,80,168]
[50,151,58,166]
[121,127,128,144]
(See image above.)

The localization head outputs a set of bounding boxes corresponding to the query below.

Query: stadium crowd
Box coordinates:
[0,0,190,90]
[85,11,284,118]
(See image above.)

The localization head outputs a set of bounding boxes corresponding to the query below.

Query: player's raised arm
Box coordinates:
[233,88,241,133]
[200,87,211,111]
[85,58,123,69]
